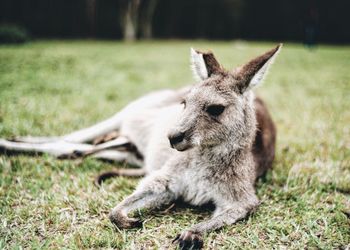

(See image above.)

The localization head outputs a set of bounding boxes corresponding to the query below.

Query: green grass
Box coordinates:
[0,40,349,249]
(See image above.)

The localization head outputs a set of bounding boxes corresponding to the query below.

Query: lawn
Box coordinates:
[0,40,349,249]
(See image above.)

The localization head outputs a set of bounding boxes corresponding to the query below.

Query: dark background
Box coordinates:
[1,0,349,44]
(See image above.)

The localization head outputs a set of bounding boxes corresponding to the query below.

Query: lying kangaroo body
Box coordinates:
[0,45,280,249]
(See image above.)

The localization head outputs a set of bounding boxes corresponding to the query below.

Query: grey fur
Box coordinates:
[110,45,282,249]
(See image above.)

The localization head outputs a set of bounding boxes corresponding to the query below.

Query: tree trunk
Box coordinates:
[121,0,140,42]
[139,0,159,39]
[86,0,97,37]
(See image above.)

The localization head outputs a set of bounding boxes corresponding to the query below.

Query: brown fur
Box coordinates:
[94,168,145,186]
[236,44,281,93]
[253,97,276,178]
[93,131,119,145]
[198,50,223,76]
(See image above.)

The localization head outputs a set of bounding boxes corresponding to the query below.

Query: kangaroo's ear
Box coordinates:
[235,44,282,93]
[190,48,222,81]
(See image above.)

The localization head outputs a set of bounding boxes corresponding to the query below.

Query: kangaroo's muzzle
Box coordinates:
[168,131,192,151]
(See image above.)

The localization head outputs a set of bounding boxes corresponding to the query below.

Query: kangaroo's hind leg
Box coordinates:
[0,139,95,158]
[9,136,61,144]
[12,113,123,144]
[90,148,143,167]
[0,134,140,160]
[11,88,187,144]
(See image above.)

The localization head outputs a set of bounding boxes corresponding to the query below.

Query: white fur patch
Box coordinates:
[190,48,208,81]
[248,44,282,90]
[192,136,202,147]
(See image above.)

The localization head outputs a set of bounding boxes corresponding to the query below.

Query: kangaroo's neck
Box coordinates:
[193,143,254,185]
[197,141,252,168]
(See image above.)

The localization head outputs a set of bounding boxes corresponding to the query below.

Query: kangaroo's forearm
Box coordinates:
[109,174,176,229]
[190,205,254,233]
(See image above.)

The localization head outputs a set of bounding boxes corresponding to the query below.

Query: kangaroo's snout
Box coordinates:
[168,132,185,147]
[168,131,192,151]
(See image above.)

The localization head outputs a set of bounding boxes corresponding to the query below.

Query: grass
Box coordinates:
[0,40,349,249]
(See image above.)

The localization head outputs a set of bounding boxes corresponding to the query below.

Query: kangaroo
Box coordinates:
[0,45,280,249]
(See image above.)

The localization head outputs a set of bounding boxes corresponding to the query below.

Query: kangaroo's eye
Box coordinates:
[181,100,186,108]
[206,105,225,116]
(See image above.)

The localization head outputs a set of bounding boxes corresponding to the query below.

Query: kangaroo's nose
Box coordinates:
[168,132,185,147]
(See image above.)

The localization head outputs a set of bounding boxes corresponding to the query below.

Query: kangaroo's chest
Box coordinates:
[170,165,219,206]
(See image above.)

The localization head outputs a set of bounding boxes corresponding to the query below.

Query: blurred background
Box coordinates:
[0,0,350,44]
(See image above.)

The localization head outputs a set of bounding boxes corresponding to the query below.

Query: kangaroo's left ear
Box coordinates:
[235,44,282,93]
[190,48,222,81]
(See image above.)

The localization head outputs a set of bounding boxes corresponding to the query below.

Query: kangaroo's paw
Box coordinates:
[173,231,203,250]
[109,212,142,229]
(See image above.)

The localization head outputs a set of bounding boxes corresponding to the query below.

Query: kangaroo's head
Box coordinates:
[168,44,282,152]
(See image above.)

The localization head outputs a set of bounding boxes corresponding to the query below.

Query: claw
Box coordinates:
[172,234,180,244]
[173,231,203,250]
[109,212,142,229]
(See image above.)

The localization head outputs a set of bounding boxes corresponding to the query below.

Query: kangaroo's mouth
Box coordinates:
[172,141,193,152]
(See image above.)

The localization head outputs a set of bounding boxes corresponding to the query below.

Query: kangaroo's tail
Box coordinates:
[94,168,146,186]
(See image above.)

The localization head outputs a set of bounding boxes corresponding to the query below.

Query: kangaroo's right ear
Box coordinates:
[234,44,282,93]
[190,48,222,81]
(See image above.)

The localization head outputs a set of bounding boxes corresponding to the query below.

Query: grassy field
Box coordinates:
[0,40,349,249]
